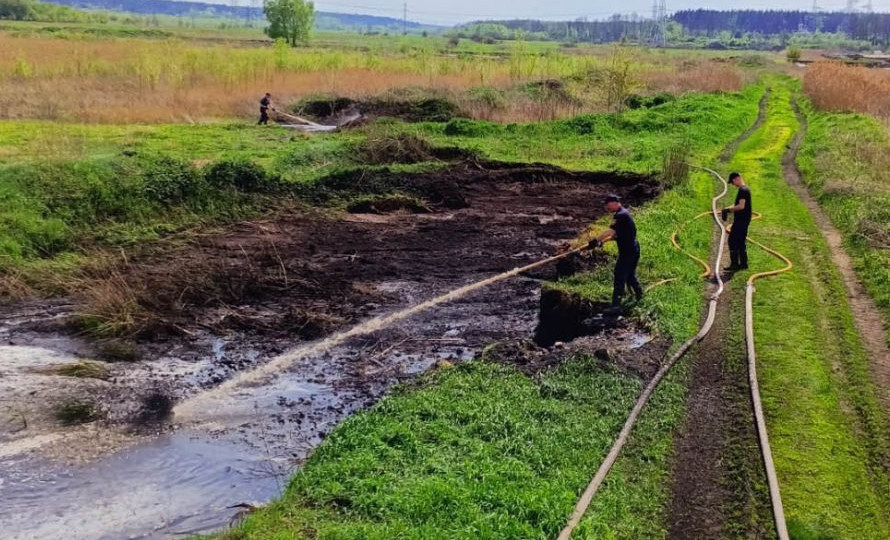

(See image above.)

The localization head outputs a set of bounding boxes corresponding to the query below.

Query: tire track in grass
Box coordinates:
[667,89,770,540]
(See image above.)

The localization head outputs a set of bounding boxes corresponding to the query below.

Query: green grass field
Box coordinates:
[722,79,890,539]
[204,79,890,540]
[796,105,890,345]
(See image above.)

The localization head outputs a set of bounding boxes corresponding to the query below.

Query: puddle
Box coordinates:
[0,164,662,539]
[0,432,284,540]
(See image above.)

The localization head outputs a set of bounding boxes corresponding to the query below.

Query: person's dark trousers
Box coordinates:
[612,243,643,306]
[258,110,269,125]
[728,222,749,268]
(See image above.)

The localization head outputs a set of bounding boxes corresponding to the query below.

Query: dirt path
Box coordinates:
[667,89,770,539]
[667,280,734,538]
[784,99,890,413]
[718,89,770,163]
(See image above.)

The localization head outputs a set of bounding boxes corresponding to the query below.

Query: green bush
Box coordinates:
[204,159,275,193]
[443,118,498,137]
[140,157,205,204]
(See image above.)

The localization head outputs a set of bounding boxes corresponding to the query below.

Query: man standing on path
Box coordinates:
[589,194,644,314]
[723,171,752,271]
[258,93,273,125]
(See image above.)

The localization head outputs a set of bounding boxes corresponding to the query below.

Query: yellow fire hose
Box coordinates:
[558,168,793,540]
[557,166,730,540]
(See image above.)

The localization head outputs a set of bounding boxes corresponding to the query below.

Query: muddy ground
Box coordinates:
[1,160,663,538]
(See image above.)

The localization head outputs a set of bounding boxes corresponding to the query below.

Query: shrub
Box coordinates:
[660,139,691,188]
[625,92,676,110]
[356,133,435,164]
[205,159,275,193]
[141,157,205,204]
[443,118,498,137]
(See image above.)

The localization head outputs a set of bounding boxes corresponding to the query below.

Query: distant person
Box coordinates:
[722,171,752,271]
[258,93,273,125]
[589,194,643,314]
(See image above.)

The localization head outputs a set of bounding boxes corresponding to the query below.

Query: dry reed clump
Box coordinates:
[357,133,436,164]
[644,62,744,94]
[804,62,890,118]
[50,361,110,380]
[76,270,151,338]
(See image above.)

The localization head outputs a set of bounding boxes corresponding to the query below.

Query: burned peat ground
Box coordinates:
[0,159,662,538]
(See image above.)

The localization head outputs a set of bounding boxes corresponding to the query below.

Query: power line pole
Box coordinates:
[846,0,858,12]
[650,0,667,47]
[403,2,407,35]
[812,0,819,11]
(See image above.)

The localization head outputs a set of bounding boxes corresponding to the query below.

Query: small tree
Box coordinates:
[604,45,641,113]
[264,0,314,47]
[0,0,35,21]
[786,46,802,63]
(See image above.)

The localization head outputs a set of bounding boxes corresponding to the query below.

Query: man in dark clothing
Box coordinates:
[723,171,752,271]
[258,93,273,125]
[589,194,643,313]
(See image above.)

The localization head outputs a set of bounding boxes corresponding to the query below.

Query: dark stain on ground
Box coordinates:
[294,96,459,125]
[535,287,617,346]
[95,160,659,344]
[9,160,659,432]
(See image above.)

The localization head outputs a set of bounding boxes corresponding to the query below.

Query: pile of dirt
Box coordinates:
[301,160,657,210]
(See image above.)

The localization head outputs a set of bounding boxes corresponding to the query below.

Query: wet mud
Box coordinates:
[0,160,662,539]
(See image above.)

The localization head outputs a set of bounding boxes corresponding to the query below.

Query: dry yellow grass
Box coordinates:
[644,62,744,94]
[0,34,748,123]
[804,61,890,118]
[0,34,570,123]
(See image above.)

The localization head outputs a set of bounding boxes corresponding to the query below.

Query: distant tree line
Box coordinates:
[0,0,106,22]
[673,9,890,46]
[456,18,665,44]
[464,11,890,48]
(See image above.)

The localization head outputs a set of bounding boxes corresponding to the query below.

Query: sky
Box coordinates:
[213,0,890,25]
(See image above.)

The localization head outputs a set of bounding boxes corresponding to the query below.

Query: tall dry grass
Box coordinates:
[0,34,749,123]
[0,34,594,123]
[804,62,890,118]
[644,62,744,94]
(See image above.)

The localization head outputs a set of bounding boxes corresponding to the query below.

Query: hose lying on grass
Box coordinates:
[557,166,730,540]
[558,167,793,540]
[744,234,793,540]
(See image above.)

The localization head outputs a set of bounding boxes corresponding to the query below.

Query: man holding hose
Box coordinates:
[722,171,752,271]
[589,194,643,314]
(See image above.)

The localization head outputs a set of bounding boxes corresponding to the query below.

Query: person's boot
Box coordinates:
[739,248,749,270]
[725,250,740,272]
[633,285,644,302]
[604,304,623,315]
